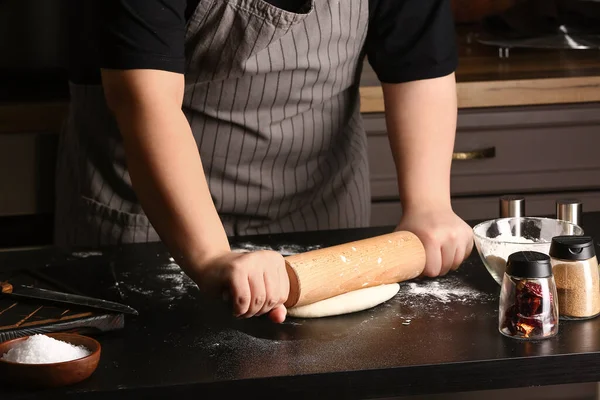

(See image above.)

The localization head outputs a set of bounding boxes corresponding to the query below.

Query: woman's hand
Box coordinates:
[396,206,474,278]
[190,250,290,323]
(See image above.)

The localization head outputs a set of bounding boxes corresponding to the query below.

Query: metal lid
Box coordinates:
[556,199,582,226]
[549,235,596,261]
[505,251,553,278]
[499,195,525,218]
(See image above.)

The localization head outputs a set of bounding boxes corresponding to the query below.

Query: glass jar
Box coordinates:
[499,251,559,340]
[550,235,600,320]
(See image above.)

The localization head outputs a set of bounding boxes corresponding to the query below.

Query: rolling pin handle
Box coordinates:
[284,261,301,308]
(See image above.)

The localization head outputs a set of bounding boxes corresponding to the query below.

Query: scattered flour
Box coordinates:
[231,243,321,255]
[113,262,198,304]
[404,280,487,304]
[115,242,321,303]
[156,263,199,300]
[124,286,155,296]
[1,334,91,364]
[71,251,103,258]
[396,274,493,308]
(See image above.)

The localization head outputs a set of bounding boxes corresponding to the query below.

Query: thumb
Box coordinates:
[268,305,287,323]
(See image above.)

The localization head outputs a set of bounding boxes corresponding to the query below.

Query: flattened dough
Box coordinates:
[287,283,400,318]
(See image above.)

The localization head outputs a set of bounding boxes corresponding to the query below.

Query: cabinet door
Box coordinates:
[0,132,58,216]
[365,103,600,200]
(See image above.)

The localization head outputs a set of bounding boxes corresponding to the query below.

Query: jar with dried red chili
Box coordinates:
[499,251,559,340]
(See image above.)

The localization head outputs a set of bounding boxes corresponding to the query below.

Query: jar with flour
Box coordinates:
[550,236,600,320]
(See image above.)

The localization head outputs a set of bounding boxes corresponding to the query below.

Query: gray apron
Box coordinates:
[54,0,371,247]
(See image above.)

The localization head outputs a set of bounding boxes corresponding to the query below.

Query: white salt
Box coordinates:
[1,334,91,364]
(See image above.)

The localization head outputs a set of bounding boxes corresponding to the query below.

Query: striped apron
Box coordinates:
[54,0,371,247]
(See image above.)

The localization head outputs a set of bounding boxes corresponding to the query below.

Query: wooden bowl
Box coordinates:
[0,333,101,388]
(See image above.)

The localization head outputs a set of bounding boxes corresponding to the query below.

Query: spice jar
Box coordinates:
[550,236,600,320]
[499,251,559,340]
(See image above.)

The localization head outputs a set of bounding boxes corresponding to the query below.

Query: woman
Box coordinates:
[57,0,473,322]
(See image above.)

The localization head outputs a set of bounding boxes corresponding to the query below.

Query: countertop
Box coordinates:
[360,29,600,112]
[2,213,600,399]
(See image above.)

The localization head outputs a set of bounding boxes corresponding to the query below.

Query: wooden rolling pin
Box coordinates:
[284,231,426,308]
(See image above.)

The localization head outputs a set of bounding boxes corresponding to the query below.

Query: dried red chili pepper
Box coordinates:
[501,304,519,335]
[503,279,555,337]
[516,322,535,337]
[524,282,543,298]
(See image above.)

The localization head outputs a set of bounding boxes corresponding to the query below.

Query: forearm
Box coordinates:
[382,73,457,213]
[102,70,229,272]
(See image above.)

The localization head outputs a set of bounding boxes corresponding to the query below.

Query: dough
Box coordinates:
[287,283,400,318]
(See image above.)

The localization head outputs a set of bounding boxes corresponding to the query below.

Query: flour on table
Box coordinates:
[71,251,103,258]
[114,262,199,304]
[382,274,495,321]
[403,280,487,304]
[114,243,320,304]
[396,274,493,306]
[231,243,321,255]
[156,263,198,299]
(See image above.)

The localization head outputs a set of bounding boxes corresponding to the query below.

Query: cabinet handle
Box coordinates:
[452,147,496,160]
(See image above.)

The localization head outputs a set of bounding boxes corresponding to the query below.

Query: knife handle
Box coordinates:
[0,281,13,293]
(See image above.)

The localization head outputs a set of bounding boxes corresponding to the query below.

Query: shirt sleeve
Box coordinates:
[365,0,458,84]
[99,0,187,73]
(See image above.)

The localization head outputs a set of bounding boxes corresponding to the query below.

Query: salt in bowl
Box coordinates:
[0,332,101,388]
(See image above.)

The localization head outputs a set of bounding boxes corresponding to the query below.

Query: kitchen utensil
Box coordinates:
[283,231,425,308]
[0,281,138,315]
[499,251,559,340]
[473,217,584,285]
[0,333,101,388]
[478,32,600,50]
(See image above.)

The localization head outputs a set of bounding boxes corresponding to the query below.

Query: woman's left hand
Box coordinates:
[396,207,474,278]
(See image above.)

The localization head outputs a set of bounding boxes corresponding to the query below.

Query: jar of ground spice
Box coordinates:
[550,236,600,320]
[499,251,559,340]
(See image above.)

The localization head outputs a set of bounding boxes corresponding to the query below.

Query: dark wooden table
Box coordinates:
[2,213,600,399]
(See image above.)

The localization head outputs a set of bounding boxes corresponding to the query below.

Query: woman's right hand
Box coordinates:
[191,250,290,323]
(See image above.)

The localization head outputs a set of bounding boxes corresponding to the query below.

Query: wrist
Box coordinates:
[400,189,452,215]
[171,239,231,273]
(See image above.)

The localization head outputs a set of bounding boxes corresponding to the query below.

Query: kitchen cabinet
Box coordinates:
[0,101,65,247]
[0,132,57,216]
[366,102,600,226]
[2,100,600,245]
